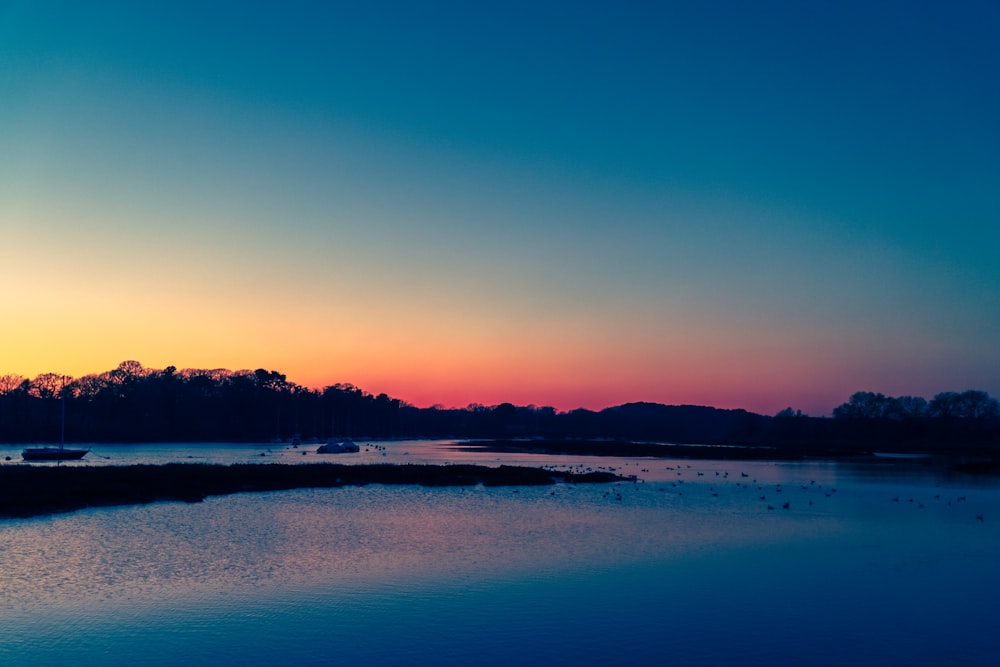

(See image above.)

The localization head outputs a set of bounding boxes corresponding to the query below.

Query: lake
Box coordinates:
[1,440,998,666]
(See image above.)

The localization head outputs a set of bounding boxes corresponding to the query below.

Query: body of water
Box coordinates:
[1,441,998,665]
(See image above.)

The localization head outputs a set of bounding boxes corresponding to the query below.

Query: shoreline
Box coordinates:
[458,438,1000,463]
[0,462,623,520]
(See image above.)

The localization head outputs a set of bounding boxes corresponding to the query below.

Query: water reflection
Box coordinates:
[2,443,999,666]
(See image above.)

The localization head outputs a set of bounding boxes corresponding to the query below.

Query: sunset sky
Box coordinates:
[2,1,998,415]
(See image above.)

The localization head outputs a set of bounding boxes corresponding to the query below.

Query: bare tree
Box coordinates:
[0,374,26,395]
[27,372,73,399]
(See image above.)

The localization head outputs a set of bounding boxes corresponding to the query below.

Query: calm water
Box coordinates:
[2,441,999,666]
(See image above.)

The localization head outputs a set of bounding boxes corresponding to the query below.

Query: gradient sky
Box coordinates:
[2,1,998,415]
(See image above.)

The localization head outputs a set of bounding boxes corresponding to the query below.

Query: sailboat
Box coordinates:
[22,445,89,461]
[22,396,89,461]
[316,414,359,454]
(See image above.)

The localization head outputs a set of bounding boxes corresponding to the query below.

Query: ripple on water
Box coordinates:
[2,456,999,666]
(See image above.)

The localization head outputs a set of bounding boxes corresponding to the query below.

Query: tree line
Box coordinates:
[0,362,997,453]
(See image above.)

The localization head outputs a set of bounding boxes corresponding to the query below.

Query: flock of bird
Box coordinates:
[548,459,988,524]
[264,440,992,524]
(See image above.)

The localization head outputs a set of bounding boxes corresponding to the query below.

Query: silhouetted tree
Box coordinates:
[884,395,928,421]
[0,374,26,395]
[1,361,997,451]
[929,390,999,420]
[833,392,891,420]
[27,372,72,400]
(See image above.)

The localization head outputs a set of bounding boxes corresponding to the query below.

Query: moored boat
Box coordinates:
[316,439,360,454]
[23,394,89,461]
[22,446,89,461]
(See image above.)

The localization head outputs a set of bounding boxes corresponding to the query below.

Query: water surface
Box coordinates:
[2,442,997,665]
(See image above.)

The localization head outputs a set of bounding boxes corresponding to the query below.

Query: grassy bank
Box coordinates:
[0,462,623,519]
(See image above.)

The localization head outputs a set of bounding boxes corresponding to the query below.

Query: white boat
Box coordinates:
[316,439,360,454]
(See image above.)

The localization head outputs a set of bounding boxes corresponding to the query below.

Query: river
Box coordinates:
[1,440,998,665]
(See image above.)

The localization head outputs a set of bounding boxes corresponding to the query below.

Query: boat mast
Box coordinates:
[60,394,66,449]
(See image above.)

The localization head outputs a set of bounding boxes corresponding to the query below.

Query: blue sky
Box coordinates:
[2,1,998,415]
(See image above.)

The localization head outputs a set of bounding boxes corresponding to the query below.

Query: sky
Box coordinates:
[1,1,998,416]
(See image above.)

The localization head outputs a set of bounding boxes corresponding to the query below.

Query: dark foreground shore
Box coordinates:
[0,462,623,519]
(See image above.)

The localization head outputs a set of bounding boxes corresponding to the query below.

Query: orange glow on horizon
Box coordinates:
[2,278,974,418]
